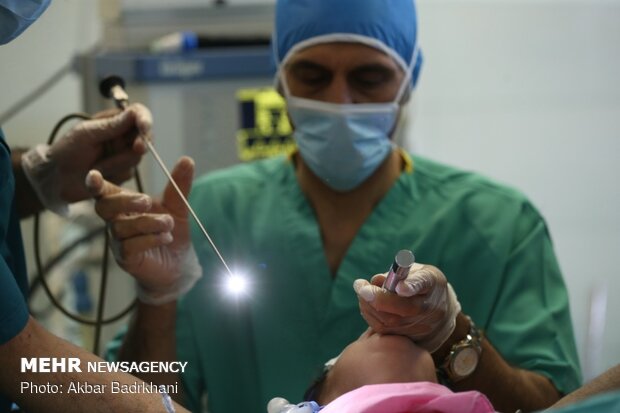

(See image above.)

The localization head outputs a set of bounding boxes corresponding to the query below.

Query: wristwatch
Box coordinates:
[438,316,483,384]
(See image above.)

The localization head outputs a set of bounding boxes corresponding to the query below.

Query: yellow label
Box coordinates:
[236,88,295,161]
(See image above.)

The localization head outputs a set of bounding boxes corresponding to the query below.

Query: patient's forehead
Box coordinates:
[353,331,416,353]
[318,332,436,404]
[331,332,426,378]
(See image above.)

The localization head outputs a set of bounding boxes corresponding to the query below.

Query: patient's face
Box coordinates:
[317,329,437,405]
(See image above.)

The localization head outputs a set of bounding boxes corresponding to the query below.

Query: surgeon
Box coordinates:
[89,0,581,412]
[0,1,190,411]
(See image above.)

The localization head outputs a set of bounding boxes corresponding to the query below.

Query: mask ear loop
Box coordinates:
[393,43,419,104]
[388,44,419,147]
[274,59,295,101]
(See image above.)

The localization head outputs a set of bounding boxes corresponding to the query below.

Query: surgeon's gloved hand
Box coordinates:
[21,103,151,215]
[86,156,202,305]
[353,263,461,353]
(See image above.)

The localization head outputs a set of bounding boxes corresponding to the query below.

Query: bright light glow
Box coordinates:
[225,274,249,296]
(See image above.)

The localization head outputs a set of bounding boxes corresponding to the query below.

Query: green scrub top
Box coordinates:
[0,129,30,412]
[174,153,581,412]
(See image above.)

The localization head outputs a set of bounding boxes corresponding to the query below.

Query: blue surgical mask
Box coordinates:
[287,97,398,191]
[0,0,51,45]
[279,39,418,192]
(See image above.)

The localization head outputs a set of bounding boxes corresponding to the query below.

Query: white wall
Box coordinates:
[408,0,620,380]
[0,0,101,146]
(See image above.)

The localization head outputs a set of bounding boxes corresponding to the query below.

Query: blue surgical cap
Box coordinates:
[273,0,423,88]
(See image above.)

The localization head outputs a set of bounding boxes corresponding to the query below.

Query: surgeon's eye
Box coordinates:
[349,65,395,90]
[294,67,331,87]
[286,61,332,88]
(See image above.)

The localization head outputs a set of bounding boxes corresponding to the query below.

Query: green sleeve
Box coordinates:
[0,257,29,345]
[0,131,30,345]
[485,202,582,394]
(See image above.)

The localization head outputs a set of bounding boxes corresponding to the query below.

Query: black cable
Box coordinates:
[31,113,139,354]
[93,235,111,355]
[32,214,135,326]
[29,226,104,295]
[29,223,135,325]
[46,113,91,144]
[29,226,104,318]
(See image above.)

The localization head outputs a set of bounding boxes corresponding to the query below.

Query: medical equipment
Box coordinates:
[267,397,322,413]
[31,111,135,355]
[29,73,242,354]
[382,249,415,293]
[224,273,249,295]
[99,75,235,279]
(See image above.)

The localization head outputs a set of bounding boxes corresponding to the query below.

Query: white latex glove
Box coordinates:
[353,263,461,353]
[21,103,151,215]
[86,156,202,305]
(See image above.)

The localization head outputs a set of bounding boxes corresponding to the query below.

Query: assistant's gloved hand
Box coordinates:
[353,263,461,353]
[86,156,202,305]
[21,103,151,215]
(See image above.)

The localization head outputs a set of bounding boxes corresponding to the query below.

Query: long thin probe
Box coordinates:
[144,138,234,277]
[99,76,235,278]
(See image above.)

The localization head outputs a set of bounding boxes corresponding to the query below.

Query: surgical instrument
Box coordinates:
[383,249,415,293]
[99,75,235,278]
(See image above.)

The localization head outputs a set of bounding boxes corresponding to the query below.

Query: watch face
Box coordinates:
[452,347,479,377]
